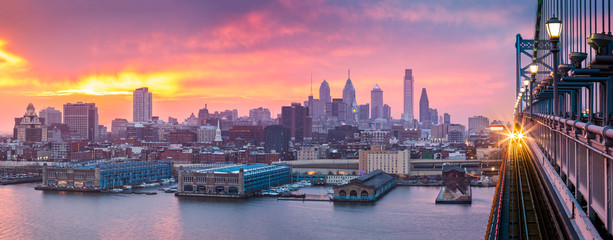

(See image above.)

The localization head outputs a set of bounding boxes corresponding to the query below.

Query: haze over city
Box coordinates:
[0,0,534,133]
[4,0,608,239]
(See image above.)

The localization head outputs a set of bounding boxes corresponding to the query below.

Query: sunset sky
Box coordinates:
[0,0,535,133]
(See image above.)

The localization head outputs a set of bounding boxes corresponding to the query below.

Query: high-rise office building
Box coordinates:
[249,107,272,122]
[342,70,356,107]
[319,80,331,104]
[39,107,62,125]
[325,99,347,123]
[281,103,312,142]
[64,102,98,142]
[265,125,290,158]
[430,108,439,125]
[403,69,414,121]
[343,70,357,124]
[444,113,451,124]
[198,105,209,125]
[419,88,430,123]
[358,104,369,122]
[133,87,152,122]
[111,118,129,140]
[383,104,391,120]
[468,116,490,134]
[371,84,383,119]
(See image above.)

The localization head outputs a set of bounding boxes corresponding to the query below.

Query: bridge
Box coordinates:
[487,0,613,239]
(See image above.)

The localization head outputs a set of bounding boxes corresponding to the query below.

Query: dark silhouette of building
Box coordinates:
[280,103,312,142]
[229,126,265,145]
[168,130,197,144]
[358,104,369,122]
[444,113,451,124]
[127,124,159,142]
[419,88,430,125]
[328,125,360,142]
[265,125,290,158]
[325,98,347,123]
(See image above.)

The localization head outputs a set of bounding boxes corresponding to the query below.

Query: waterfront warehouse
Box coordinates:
[38,159,172,191]
[332,169,395,202]
[176,164,290,198]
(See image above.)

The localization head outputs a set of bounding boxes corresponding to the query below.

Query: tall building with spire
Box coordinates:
[342,70,356,106]
[214,119,223,143]
[370,84,383,119]
[133,87,152,122]
[419,88,430,124]
[403,69,414,121]
[343,70,357,124]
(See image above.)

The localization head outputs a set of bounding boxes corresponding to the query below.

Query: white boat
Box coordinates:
[262,190,280,196]
[110,188,123,193]
[300,180,312,186]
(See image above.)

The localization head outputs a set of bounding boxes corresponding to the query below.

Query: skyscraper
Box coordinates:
[198,105,209,125]
[133,87,152,122]
[403,69,414,121]
[430,108,439,125]
[342,70,356,106]
[319,80,331,104]
[342,70,357,123]
[419,88,430,123]
[281,103,312,142]
[39,107,62,125]
[444,113,451,124]
[468,116,490,134]
[325,99,347,123]
[371,84,383,119]
[383,104,391,120]
[64,102,98,142]
[358,104,370,122]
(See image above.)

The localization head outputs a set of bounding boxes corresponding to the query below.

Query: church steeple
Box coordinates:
[214,119,222,143]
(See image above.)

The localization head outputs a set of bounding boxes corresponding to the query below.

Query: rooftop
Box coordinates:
[50,159,171,170]
[351,169,394,189]
[194,163,289,175]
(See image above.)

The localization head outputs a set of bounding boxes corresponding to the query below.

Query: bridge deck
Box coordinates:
[487,136,574,239]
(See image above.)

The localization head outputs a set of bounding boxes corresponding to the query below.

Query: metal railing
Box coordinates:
[522,112,613,236]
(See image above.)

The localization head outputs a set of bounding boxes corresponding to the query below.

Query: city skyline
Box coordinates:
[0,0,534,133]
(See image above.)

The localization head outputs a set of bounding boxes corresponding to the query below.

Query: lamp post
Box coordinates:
[519,88,525,113]
[546,16,562,116]
[523,80,530,114]
[529,63,538,115]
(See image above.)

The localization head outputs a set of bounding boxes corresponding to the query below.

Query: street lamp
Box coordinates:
[529,63,538,115]
[529,63,539,75]
[546,16,562,116]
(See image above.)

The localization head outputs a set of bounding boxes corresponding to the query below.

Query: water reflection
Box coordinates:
[0,184,494,240]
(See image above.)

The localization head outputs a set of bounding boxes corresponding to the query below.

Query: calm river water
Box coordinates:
[0,183,494,240]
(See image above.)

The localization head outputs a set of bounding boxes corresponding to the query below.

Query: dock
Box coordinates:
[277,194,331,201]
[435,186,472,204]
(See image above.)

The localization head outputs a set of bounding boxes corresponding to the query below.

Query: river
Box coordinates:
[0,183,494,240]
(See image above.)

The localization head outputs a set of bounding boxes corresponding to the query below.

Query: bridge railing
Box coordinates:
[522,112,613,235]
